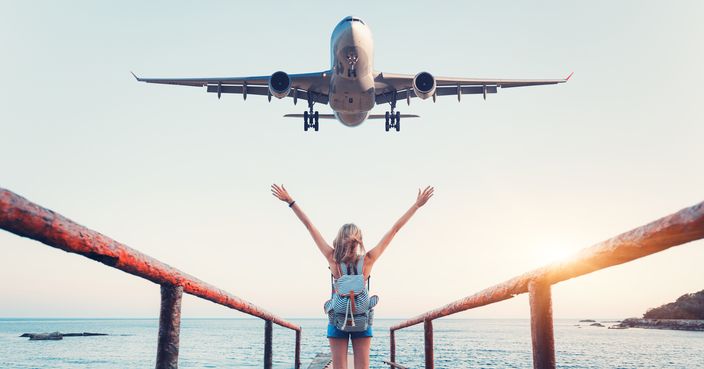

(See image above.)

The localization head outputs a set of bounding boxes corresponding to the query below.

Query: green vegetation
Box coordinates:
[643,289,704,320]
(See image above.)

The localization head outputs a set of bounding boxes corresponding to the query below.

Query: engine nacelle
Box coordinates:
[412,72,436,100]
[268,71,292,99]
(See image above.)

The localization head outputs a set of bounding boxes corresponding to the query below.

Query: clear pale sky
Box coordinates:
[1,1,702,319]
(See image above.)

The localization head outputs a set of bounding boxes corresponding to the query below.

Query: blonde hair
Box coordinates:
[333,223,365,264]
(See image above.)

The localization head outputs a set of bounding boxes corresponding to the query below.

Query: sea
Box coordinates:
[1,318,702,369]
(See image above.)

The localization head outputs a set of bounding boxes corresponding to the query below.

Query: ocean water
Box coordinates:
[0,318,702,369]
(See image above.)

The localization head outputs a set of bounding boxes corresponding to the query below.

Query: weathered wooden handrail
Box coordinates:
[0,188,302,369]
[390,200,704,369]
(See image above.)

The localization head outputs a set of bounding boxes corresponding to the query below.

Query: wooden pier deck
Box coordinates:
[307,352,354,369]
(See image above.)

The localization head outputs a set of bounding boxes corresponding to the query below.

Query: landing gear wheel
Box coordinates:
[395,111,401,131]
[303,111,309,131]
[385,121,390,132]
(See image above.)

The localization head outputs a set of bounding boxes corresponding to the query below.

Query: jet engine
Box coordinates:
[268,71,292,99]
[412,72,436,100]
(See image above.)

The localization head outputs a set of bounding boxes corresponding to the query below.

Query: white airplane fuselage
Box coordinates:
[329,17,376,126]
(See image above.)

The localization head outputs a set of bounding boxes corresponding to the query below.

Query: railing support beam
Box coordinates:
[295,329,301,369]
[264,320,273,369]
[389,329,396,366]
[528,280,555,369]
[424,320,434,369]
[156,284,183,369]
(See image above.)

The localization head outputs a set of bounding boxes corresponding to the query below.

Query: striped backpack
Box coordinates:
[324,255,378,332]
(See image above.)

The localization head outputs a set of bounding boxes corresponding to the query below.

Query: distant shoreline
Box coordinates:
[613,318,704,332]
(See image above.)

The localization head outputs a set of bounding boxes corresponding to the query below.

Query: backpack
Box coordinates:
[324,255,379,332]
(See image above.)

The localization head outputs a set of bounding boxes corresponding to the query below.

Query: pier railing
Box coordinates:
[0,188,302,369]
[387,200,704,369]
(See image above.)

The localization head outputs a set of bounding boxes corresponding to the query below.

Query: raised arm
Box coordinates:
[271,184,334,261]
[367,186,434,263]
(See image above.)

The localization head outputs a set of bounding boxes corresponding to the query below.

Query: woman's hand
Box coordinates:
[272,183,334,260]
[271,184,293,204]
[415,186,434,208]
[367,186,435,264]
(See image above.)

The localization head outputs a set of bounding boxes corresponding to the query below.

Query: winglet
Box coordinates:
[130,71,141,81]
[565,71,574,81]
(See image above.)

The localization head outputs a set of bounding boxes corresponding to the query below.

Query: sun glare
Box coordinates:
[534,244,579,266]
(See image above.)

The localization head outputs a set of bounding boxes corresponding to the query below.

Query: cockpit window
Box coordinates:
[344,17,365,25]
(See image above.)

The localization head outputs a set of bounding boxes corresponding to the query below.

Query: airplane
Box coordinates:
[133,16,571,132]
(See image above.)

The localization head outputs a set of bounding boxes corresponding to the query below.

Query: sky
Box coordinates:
[0,1,702,320]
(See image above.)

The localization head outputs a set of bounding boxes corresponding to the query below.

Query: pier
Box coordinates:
[0,188,301,369]
[1,187,703,369]
[387,200,704,369]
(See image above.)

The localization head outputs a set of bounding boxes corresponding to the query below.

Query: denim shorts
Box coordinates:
[326,324,373,339]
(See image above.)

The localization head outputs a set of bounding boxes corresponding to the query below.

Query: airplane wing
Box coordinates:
[132,71,332,104]
[374,72,572,104]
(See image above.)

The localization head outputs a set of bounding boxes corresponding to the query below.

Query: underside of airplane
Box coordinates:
[134,16,570,132]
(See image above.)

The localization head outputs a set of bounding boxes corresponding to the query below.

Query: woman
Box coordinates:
[271,184,434,369]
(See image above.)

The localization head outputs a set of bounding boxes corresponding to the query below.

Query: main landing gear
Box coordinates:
[303,110,319,131]
[384,98,401,132]
[303,98,319,132]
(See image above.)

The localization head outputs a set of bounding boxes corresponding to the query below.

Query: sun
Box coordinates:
[535,244,577,265]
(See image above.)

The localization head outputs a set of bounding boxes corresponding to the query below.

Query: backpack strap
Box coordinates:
[339,255,365,276]
[339,261,348,275]
[355,254,371,290]
[356,254,365,276]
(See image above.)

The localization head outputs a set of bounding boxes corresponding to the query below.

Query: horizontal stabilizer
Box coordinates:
[283,114,336,119]
[368,114,420,119]
[283,113,420,120]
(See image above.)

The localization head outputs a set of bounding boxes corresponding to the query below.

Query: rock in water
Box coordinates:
[62,332,108,337]
[28,332,63,340]
[21,331,108,340]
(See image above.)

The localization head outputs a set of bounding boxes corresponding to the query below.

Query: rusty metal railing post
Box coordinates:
[295,329,301,369]
[423,320,434,369]
[156,284,183,369]
[264,320,273,369]
[528,279,555,369]
[389,329,396,366]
